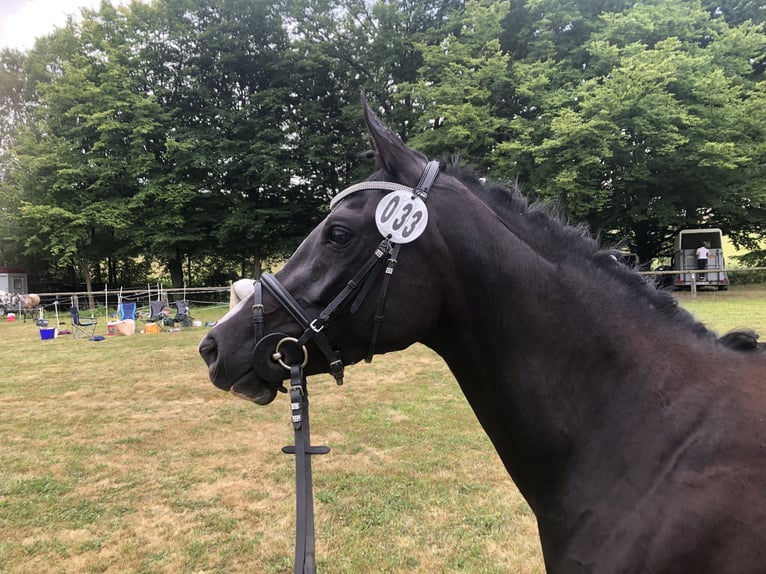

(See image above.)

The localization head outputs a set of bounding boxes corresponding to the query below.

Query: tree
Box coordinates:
[3,0,766,290]
[0,49,29,269]
[271,0,472,268]
[404,0,513,170]
[8,0,321,289]
[12,4,168,302]
[284,0,466,175]
[702,0,766,28]
[493,0,766,261]
[127,0,317,282]
[0,49,28,157]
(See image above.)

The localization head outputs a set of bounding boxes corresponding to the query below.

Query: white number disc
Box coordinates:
[374,190,429,243]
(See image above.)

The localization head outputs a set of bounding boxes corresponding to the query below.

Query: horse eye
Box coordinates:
[329,226,353,246]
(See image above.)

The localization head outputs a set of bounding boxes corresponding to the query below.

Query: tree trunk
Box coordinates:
[107,256,116,286]
[252,242,262,279]
[77,250,96,309]
[167,255,184,291]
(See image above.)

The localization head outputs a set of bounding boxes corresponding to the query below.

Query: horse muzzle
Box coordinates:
[199,332,287,405]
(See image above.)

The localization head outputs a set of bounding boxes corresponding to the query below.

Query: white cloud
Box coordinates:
[0,0,133,51]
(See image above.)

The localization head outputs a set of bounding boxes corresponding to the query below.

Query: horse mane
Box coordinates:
[439,161,761,351]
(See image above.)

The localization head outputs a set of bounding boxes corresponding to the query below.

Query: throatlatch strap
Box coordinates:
[349,259,387,315]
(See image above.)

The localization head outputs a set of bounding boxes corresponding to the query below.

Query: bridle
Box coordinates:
[251,236,398,386]
[248,160,440,574]
[250,159,441,387]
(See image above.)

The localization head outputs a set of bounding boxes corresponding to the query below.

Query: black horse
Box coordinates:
[200,96,766,573]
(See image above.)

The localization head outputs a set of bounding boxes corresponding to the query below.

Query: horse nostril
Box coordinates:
[199,335,218,365]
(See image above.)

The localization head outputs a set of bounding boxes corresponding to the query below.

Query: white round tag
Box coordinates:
[375,190,429,243]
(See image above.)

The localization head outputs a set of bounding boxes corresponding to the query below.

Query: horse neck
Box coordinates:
[424,197,707,511]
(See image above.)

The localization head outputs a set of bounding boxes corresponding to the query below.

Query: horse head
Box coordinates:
[199,95,457,404]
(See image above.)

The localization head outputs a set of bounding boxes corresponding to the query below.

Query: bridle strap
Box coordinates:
[261,274,345,384]
[366,243,401,362]
[252,279,264,341]
[413,160,441,200]
[254,237,393,386]
[330,180,412,210]
[258,161,441,376]
[349,258,387,315]
[261,273,313,326]
[360,160,439,359]
[299,238,392,333]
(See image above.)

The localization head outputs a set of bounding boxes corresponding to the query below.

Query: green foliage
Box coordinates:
[1,0,765,287]
[406,1,513,168]
[495,0,766,260]
[730,249,766,284]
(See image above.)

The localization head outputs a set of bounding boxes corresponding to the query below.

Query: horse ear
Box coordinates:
[361,92,426,183]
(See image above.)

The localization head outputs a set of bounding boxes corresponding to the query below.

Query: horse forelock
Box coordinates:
[439,162,718,344]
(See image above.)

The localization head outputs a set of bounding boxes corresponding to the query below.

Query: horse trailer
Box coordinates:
[672,228,729,290]
[0,267,28,294]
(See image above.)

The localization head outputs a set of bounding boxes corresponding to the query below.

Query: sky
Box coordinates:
[0,0,127,51]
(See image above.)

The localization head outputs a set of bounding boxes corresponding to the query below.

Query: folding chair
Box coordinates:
[145,299,171,331]
[70,307,97,339]
[118,301,137,321]
[173,300,193,328]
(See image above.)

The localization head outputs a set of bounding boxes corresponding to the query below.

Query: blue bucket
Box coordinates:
[39,327,57,340]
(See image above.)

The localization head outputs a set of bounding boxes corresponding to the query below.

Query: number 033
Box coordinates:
[374,190,429,243]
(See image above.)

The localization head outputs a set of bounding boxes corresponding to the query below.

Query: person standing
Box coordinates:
[696,243,710,281]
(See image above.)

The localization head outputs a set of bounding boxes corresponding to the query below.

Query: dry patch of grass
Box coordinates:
[0,308,542,573]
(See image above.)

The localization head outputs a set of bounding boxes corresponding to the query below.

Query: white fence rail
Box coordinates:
[640,267,766,297]
[22,265,766,313]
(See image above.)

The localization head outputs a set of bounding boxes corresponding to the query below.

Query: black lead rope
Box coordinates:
[281,360,329,574]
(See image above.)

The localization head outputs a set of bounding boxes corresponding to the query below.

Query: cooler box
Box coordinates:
[7,313,16,322]
[145,322,160,334]
[115,319,135,336]
[39,327,57,340]
[108,319,135,336]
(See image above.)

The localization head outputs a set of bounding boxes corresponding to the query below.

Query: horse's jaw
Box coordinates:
[230,378,279,405]
[204,357,279,405]
[200,331,282,405]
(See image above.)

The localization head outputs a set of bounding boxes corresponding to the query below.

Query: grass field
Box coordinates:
[2,287,765,573]
[673,284,766,334]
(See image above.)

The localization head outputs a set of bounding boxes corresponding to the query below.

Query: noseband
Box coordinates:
[250,160,441,385]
